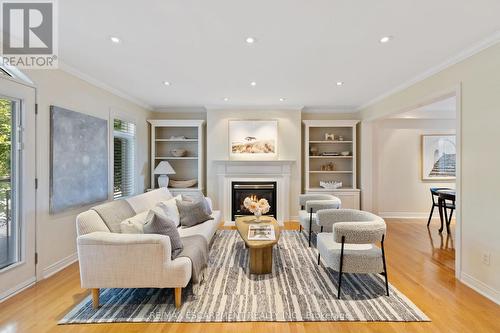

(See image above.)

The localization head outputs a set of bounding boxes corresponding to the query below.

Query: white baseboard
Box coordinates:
[461,272,500,305]
[42,252,78,279]
[378,212,436,219]
[0,276,36,303]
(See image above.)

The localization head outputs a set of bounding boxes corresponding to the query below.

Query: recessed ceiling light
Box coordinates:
[223,97,229,102]
[162,81,171,86]
[110,36,121,44]
[336,81,344,86]
[279,98,285,102]
[379,36,393,43]
[245,37,256,44]
[250,81,257,87]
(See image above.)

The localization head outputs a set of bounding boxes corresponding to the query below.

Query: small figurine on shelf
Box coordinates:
[310,146,318,156]
[321,162,335,171]
[325,133,335,141]
[338,135,344,141]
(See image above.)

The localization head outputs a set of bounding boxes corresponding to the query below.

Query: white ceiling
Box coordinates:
[389,96,456,119]
[59,0,500,110]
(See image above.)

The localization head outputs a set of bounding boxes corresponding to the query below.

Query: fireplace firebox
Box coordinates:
[231,181,277,221]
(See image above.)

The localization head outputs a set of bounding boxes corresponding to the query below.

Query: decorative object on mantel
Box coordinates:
[229,120,278,159]
[340,151,351,156]
[154,161,176,188]
[325,133,335,141]
[321,151,340,156]
[321,162,335,171]
[320,180,343,189]
[243,196,271,222]
[169,179,198,188]
[170,148,188,157]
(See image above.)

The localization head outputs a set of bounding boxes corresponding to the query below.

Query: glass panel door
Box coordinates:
[0,98,20,270]
[0,76,36,301]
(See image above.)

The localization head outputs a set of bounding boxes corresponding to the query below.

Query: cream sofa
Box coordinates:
[76,188,221,308]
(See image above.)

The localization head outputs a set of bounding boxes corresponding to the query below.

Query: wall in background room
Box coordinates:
[372,118,456,217]
[359,42,500,304]
[25,69,151,280]
[206,108,302,218]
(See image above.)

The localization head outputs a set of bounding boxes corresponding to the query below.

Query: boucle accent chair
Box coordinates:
[76,188,221,309]
[298,194,341,247]
[316,209,389,299]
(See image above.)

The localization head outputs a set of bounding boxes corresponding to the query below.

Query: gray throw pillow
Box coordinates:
[182,195,213,215]
[143,211,183,259]
[176,199,214,228]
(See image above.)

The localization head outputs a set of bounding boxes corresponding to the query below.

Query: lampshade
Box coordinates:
[154,161,176,175]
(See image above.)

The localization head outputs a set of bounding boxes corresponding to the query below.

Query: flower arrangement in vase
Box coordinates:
[243,196,270,222]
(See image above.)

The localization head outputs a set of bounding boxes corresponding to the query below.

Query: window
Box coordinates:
[0,97,20,269]
[113,119,136,199]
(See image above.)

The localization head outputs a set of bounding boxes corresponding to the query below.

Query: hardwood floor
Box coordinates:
[1,219,499,333]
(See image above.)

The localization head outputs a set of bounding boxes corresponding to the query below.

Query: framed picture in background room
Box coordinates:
[421,134,456,181]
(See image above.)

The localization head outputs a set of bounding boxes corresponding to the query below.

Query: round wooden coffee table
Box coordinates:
[235,216,281,275]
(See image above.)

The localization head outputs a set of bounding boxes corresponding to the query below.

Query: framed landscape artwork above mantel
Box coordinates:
[229,120,278,160]
[421,134,456,181]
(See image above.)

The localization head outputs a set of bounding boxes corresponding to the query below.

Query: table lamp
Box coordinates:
[154,161,176,188]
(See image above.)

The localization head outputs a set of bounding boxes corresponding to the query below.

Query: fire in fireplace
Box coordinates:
[231,181,277,221]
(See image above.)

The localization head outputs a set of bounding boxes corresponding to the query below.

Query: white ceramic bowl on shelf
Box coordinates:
[170,149,187,157]
[169,179,198,188]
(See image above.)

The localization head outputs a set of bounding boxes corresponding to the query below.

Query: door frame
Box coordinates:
[0,73,38,301]
[360,84,462,279]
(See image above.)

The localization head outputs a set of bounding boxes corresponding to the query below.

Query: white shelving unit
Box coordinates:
[148,119,205,196]
[303,120,360,209]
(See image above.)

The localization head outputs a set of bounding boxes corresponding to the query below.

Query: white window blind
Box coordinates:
[113,119,136,199]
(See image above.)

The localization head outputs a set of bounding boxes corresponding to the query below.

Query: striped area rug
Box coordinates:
[60,230,429,323]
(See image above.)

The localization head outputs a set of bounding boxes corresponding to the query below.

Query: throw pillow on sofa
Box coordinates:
[155,195,182,226]
[181,195,213,216]
[176,199,214,228]
[120,210,149,233]
[143,211,183,259]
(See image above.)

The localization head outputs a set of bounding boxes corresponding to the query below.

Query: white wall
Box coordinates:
[359,42,500,304]
[206,109,302,218]
[25,69,151,279]
[372,119,455,217]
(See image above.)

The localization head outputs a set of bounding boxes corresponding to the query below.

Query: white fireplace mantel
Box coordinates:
[214,160,295,224]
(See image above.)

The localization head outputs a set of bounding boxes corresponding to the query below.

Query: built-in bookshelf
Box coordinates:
[303,120,360,209]
[148,119,205,196]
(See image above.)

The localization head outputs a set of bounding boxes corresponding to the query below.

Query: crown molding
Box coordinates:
[204,105,304,111]
[58,61,153,110]
[357,30,500,111]
[302,106,357,114]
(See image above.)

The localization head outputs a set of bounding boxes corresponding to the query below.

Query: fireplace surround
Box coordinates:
[231,181,277,221]
[215,160,294,224]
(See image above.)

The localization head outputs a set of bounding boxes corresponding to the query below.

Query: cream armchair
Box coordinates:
[298,194,341,247]
[316,209,388,299]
